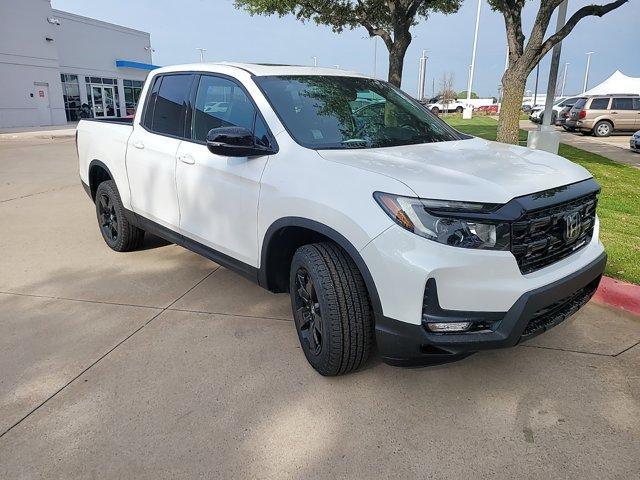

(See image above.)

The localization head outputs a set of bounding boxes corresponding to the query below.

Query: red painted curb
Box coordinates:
[592,276,640,316]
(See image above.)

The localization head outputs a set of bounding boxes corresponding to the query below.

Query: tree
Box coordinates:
[458,90,478,99]
[489,0,628,144]
[234,0,462,87]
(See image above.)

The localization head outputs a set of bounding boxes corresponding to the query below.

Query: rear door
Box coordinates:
[127,73,194,229]
[610,97,636,130]
[175,74,275,266]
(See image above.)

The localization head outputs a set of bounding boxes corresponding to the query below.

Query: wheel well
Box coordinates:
[262,226,332,293]
[88,163,112,200]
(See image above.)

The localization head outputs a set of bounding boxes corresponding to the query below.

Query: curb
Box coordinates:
[592,276,640,316]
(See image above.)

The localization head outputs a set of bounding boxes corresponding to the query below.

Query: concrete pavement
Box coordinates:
[520,120,640,168]
[1,138,638,479]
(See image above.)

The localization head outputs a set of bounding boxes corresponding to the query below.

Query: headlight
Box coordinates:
[374,192,510,250]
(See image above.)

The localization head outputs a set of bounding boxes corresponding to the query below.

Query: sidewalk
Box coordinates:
[520,120,640,168]
[0,122,77,140]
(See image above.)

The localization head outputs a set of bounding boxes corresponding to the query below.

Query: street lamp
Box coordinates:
[196,48,206,63]
[561,62,569,97]
[312,56,318,67]
[583,51,594,93]
[465,0,482,118]
[417,50,428,101]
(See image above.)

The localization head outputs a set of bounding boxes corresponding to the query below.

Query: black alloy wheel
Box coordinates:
[294,268,323,356]
[97,192,118,243]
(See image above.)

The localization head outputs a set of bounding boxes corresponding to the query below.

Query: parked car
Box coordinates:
[475,104,499,114]
[567,94,640,137]
[558,105,574,131]
[77,63,606,375]
[426,99,466,114]
[631,130,640,152]
[529,96,584,125]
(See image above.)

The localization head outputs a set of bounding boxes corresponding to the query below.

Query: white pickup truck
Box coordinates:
[77,63,606,376]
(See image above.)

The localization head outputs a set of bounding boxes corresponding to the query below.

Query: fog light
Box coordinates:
[426,322,472,333]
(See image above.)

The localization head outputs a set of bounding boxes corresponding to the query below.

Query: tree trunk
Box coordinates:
[387,44,406,87]
[497,69,527,144]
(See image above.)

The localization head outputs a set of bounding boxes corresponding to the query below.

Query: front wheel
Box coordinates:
[289,242,372,376]
[455,106,463,113]
[431,107,440,114]
[95,180,144,252]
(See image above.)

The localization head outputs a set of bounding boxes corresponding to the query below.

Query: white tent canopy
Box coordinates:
[583,70,640,96]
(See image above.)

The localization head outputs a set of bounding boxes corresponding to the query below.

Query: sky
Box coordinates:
[51,0,639,98]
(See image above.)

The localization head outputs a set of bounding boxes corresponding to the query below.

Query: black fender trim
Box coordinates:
[259,217,383,315]
[87,160,116,199]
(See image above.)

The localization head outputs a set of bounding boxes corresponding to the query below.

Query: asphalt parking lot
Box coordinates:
[1,137,639,479]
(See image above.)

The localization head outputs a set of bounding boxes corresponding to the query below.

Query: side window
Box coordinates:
[634,98,640,110]
[611,98,634,110]
[191,75,257,142]
[589,97,610,110]
[150,74,194,137]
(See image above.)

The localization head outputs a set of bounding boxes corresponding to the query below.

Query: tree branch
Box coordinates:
[534,0,628,65]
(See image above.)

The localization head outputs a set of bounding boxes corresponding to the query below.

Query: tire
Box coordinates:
[593,120,613,137]
[431,107,440,114]
[289,242,372,376]
[95,180,144,252]
[455,106,463,113]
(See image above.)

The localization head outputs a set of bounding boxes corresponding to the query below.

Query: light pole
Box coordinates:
[417,50,428,101]
[583,51,594,93]
[561,62,569,97]
[196,48,206,63]
[533,63,540,106]
[465,0,482,118]
[312,56,318,67]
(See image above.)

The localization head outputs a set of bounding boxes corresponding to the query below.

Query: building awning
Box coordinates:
[115,60,160,71]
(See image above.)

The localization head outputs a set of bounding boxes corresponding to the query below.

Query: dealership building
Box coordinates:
[0,0,158,128]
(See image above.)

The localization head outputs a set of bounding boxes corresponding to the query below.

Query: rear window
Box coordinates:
[589,97,610,110]
[573,98,587,109]
[148,74,194,137]
[611,98,634,110]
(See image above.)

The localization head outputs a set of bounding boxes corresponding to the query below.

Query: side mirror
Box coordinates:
[206,126,275,157]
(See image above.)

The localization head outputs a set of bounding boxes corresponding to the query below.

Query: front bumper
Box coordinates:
[376,252,606,366]
[630,137,640,152]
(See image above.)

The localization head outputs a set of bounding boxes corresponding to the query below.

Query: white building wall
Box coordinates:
[0,0,66,127]
[0,0,154,128]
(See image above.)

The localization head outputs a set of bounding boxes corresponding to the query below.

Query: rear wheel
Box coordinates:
[431,107,440,114]
[95,180,144,252]
[289,242,372,376]
[593,120,613,137]
[455,106,463,113]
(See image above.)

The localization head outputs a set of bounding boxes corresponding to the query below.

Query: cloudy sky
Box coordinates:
[52,0,638,98]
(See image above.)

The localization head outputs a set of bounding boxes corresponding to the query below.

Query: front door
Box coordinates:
[176,74,271,266]
[91,85,117,118]
[34,83,52,126]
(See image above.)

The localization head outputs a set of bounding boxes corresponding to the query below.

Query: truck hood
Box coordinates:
[317,137,592,204]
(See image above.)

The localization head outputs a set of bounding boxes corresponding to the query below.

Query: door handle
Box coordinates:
[132,141,145,149]
[611,111,618,114]
[179,154,195,165]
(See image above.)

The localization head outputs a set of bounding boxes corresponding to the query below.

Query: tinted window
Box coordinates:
[191,75,256,142]
[611,98,634,110]
[573,98,587,110]
[634,98,640,110]
[589,98,610,110]
[150,74,194,137]
[256,75,460,149]
[142,75,162,129]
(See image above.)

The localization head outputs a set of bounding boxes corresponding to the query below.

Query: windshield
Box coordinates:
[254,75,463,149]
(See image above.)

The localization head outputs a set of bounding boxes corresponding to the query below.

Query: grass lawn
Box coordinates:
[445,116,640,285]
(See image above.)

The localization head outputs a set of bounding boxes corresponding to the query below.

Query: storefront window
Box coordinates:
[123,79,144,116]
[60,73,81,121]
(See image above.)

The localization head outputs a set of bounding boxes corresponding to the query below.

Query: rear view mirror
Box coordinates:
[206,127,275,157]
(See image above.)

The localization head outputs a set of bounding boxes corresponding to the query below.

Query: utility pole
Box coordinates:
[561,62,569,97]
[196,48,206,63]
[583,51,594,93]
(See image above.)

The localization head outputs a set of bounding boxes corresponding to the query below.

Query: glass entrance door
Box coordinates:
[91,85,117,118]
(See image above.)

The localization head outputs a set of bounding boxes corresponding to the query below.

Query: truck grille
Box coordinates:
[511,192,597,274]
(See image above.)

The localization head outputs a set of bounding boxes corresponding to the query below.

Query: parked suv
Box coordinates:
[76,63,606,375]
[567,95,640,136]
